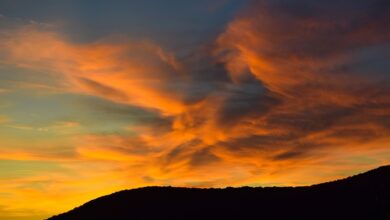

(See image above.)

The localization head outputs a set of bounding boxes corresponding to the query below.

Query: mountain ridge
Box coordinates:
[49,165,390,220]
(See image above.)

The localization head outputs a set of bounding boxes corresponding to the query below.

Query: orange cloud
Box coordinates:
[1,25,187,116]
[1,15,389,183]
[214,0,390,154]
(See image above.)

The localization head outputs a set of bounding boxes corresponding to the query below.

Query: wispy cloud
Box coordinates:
[1,0,389,185]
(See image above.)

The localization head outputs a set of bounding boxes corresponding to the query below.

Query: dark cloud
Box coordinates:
[189,147,220,167]
[216,81,279,126]
[162,140,202,166]
[78,77,128,101]
[273,150,305,161]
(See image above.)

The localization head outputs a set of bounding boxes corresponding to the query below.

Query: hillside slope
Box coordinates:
[49,165,390,220]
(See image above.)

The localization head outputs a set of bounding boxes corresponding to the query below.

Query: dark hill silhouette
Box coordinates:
[49,165,390,220]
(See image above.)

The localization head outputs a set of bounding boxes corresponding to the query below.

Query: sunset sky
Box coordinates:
[0,0,389,219]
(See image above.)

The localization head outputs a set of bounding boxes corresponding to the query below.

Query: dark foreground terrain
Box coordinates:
[49,165,390,220]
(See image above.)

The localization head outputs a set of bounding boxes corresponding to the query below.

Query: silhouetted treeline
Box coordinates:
[49,165,390,220]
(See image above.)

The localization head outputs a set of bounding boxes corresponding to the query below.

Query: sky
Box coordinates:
[0,0,389,219]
